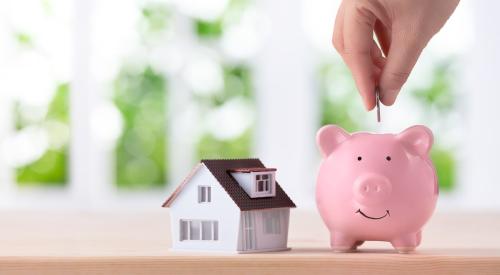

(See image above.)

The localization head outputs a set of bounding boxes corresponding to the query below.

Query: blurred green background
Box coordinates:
[9,0,457,192]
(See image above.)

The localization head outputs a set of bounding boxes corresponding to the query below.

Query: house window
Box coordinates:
[202,221,212,240]
[189,220,201,240]
[262,211,281,234]
[255,174,272,194]
[180,220,218,241]
[198,186,211,203]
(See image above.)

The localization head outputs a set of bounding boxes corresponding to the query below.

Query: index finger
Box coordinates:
[341,3,378,110]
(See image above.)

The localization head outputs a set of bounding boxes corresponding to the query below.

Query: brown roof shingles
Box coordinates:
[229,167,277,173]
[163,159,296,211]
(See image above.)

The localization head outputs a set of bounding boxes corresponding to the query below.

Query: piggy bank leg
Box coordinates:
[391,233,419,253]
[330,232,357,252]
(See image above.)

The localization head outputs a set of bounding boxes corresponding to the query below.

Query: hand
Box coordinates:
[332,0,459,110]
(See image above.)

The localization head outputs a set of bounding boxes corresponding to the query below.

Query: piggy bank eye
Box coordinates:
[386,156,391,161]
[357,156,362,161]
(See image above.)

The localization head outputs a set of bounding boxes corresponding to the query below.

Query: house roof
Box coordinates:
[229,167,277,173]
[162,159,296,211]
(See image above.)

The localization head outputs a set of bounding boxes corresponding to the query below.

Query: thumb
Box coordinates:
[379,33,427,106]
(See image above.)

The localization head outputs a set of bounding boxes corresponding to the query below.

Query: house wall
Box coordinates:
[237,208,290,252]
[169,164,241,251]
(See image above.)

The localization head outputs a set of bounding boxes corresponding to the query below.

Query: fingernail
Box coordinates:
[363,96,374,111]
[380,90,399,106]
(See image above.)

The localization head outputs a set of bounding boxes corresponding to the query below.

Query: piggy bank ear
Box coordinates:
[316,125,350,157]
[396,125,433,156]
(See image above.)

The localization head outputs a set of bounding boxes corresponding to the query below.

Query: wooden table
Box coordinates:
[0,209,499,274]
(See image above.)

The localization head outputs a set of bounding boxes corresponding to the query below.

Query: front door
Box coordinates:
[242,211,256,251]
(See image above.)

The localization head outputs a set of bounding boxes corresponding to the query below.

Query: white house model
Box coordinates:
[162,159,296,253]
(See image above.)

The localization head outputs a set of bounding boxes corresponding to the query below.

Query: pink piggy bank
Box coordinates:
[316,125,438,253]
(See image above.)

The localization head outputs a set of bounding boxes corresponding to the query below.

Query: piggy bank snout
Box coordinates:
[353,174,392,205]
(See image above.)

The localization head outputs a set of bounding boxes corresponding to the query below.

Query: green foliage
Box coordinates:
[194,0,251,39]
[195,65,255,160]
[111,2,172,189]
[47,83,70,122]
[113,66,168,189]
[187,0,257,163]
[320,92,363,133]
[197,130,252,159]
[195,66,253,106]
[14,32,34,48]
[410,60,457,191]
[141,3,171,34]
[41,0,52,14]
[17,150,67,185]
[195,20,223,38]
[16,83,69,186]
[318,63,366,132]
[430,147,456,191]
[412,61,455,113]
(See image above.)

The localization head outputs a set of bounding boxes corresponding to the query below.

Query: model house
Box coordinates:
[162,159,296,253]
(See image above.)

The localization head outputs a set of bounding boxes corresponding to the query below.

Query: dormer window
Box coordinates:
[255,173,273,195]
[230,168,276,198]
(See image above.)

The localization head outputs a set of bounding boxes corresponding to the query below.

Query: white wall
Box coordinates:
[169,164,241,251]
[460,1,500,210]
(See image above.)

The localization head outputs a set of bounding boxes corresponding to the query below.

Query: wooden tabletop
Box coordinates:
[0,209,499,275]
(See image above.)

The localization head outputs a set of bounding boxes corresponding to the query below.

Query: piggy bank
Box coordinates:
[316,125,438,253]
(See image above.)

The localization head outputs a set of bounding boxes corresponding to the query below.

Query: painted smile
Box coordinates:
[356,209,390,220]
